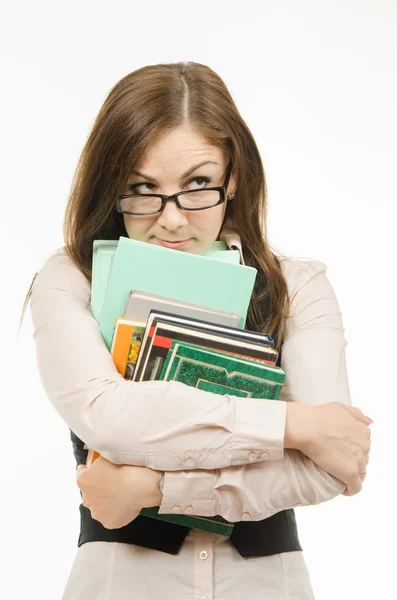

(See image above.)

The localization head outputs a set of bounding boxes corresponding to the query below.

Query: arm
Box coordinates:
[30,250,287,470]
[156,258,360,520]
[157,450,346,522]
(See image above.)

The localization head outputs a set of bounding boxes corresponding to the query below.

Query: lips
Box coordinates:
[155,237,191,249]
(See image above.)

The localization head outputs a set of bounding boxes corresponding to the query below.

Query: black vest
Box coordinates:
[70,328,302,557]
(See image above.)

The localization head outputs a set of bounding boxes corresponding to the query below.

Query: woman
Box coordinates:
[22,62,371,599]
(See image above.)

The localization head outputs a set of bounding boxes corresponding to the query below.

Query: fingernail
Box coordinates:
[365,415,374,424]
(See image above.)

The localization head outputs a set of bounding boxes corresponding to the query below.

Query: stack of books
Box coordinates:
[86,236,285,536]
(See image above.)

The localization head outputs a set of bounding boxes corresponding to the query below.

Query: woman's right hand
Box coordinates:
[285,401,372,496]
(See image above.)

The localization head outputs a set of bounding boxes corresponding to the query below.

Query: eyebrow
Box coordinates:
[131,161,219,182]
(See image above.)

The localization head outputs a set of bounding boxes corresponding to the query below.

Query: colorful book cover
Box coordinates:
[133,311,276,382]
[161,341,285,399]
[110,317,146,380]
[137,320,278,382]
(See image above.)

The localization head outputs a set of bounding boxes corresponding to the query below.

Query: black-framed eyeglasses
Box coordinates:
[116,160,233,216]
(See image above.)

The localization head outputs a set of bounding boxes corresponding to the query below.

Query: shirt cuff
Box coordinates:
[158,469,218,516]
[166,398,287,472]
[229,397,287,465]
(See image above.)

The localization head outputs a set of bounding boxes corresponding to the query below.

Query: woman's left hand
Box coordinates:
[76,456,163,529]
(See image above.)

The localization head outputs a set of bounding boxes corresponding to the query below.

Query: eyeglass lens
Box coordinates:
[119,189,221,214]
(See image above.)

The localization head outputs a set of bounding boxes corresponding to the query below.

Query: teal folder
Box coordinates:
[91,240,118,322]
[91,239,241,323]
[98,237,257,350]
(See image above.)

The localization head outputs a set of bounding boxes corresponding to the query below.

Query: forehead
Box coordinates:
[135,124,226,170]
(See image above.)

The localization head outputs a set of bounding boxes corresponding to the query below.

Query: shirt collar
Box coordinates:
[219,217,245,265]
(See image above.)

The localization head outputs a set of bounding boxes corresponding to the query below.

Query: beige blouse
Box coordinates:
[30,224,349,524]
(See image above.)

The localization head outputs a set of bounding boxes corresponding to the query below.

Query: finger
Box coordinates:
[342,489,358,497]
[343,472,367,495]
[345,406,373,425]
[345,475,363,496]
[343,469,366,496]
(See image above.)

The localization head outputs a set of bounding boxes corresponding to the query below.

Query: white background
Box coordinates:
[2,1,395,598]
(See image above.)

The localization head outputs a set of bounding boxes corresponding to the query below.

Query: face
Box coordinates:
[121,123,236,255]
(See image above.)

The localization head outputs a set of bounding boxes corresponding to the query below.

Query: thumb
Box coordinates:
[76,464,87,479]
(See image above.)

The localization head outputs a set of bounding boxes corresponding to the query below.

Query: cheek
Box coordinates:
[192,205,225,235]
[123,215,157,240]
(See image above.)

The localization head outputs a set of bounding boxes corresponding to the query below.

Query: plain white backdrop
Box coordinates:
[2,1,395,598]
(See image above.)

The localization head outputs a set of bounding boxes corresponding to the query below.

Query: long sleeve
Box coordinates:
[30,249,287,471]
[158,258,350,520]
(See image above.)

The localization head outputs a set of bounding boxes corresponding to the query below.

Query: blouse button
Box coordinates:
[260,450,270,459]
[172,505,181,512]
[199,597,208,600]
[199,550,208,560]
[242,512,250,520]
[248,452,258,461]
[184,456,194,466]
[184,506,194,514]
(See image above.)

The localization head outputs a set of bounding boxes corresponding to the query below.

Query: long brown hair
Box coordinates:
[19,61,291,350]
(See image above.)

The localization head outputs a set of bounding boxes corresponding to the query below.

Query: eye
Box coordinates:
[127,176,212,194]
[186,176,211,189]
[127,182,155,194]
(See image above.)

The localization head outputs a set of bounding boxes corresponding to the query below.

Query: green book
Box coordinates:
[90,239,241,323]
[98,237,257,350]
[161,341,285,399]
[140,506,234,536]
[139,341,284,535]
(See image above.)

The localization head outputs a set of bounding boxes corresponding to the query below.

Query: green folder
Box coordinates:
[91,240,118,322]
[91,239,241,323]
[98,237,257,350]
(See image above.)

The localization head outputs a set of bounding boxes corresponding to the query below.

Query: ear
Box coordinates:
[228,166,237,195]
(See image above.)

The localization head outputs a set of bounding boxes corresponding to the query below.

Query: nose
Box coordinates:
[156,198,189,231]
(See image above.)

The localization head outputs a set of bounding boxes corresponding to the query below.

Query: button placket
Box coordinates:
[193,529,213,600]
